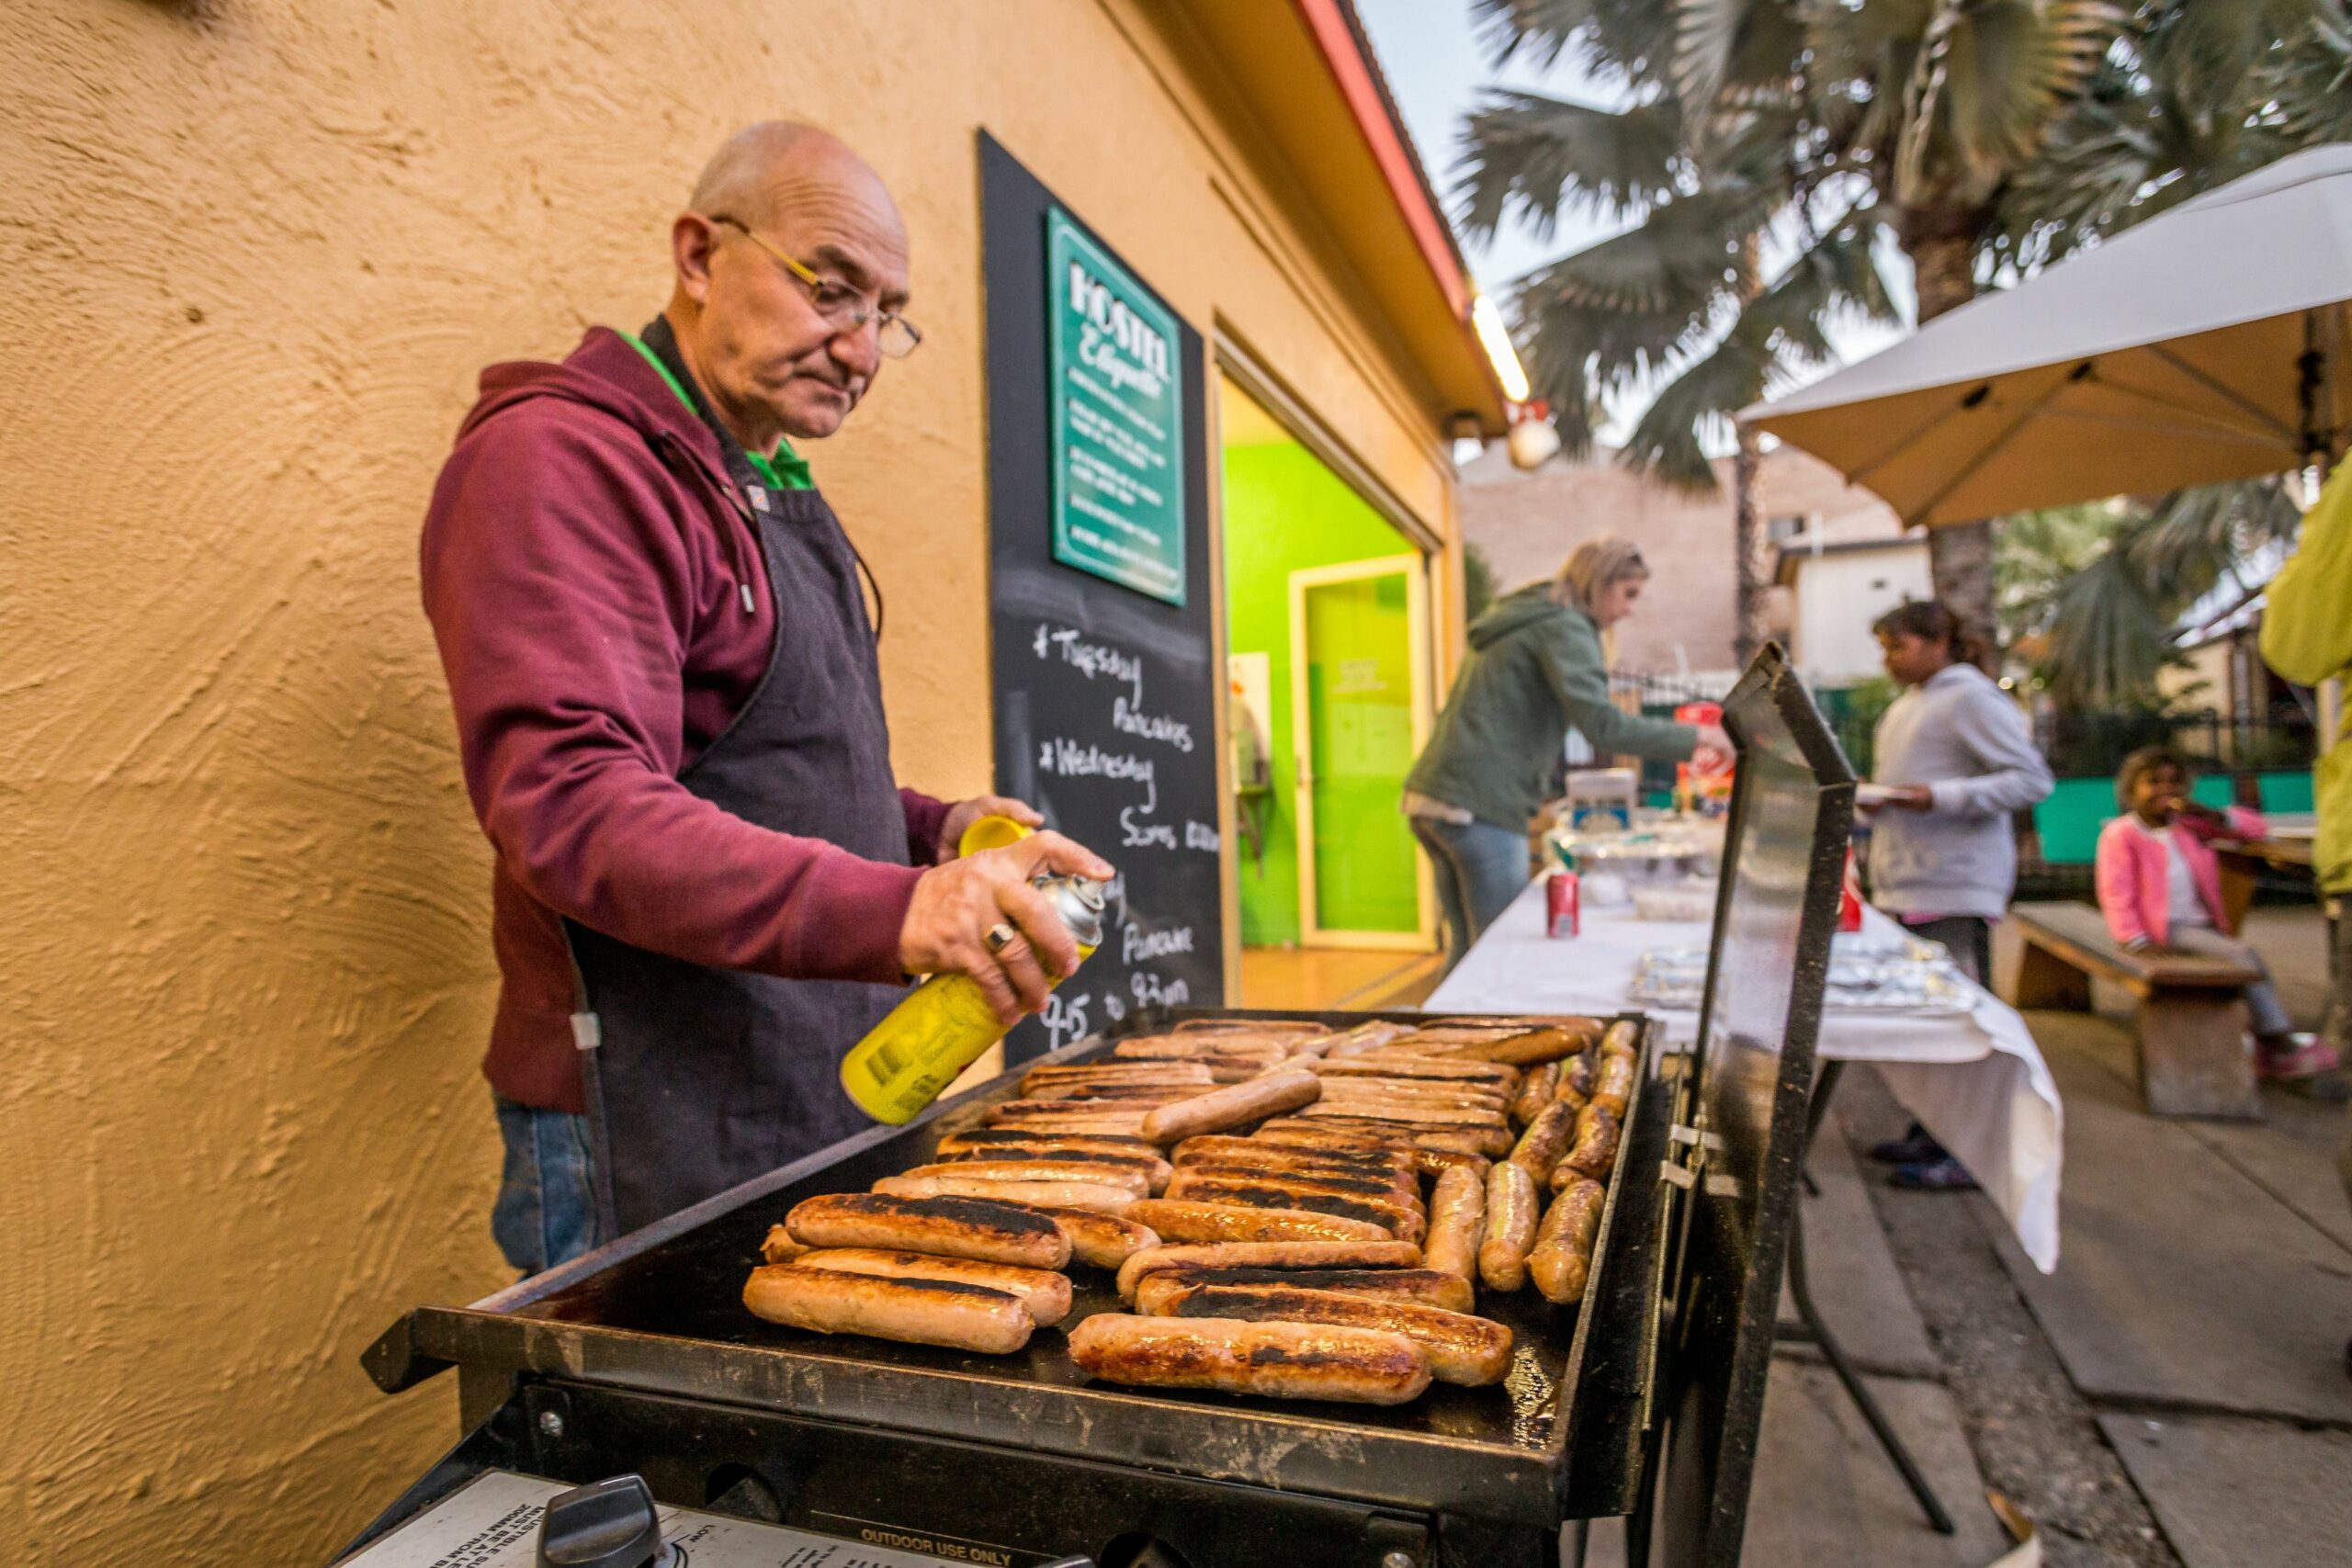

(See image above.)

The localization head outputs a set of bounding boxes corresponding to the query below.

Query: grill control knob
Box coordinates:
[536,1473,675,1568]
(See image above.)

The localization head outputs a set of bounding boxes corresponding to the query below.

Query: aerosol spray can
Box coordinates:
[839,874,1107,1124]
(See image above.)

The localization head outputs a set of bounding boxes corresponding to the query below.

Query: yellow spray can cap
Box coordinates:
[957,813,1035,858]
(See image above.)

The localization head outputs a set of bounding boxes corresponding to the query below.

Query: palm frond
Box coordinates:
[1455,92,1687,241]
[1739,209,1902,365]
[2041,544,2179,705]
[1668,0,1806,123]
[2123,479,2302,595]
[1911,0,2127,200]
[1616,324,1773,492]
[2268,0,2352,144]
[1469,0,1677,79]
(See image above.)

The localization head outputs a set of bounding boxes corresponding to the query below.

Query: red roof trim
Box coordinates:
[1290,0,1475,321]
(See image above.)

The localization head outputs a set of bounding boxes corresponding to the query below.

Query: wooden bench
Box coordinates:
[2006,903,2263,1119]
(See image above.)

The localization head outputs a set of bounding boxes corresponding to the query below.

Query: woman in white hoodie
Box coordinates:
[1862,600,2054,1189]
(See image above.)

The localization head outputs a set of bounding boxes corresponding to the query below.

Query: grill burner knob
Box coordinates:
[536,1473,676,1568]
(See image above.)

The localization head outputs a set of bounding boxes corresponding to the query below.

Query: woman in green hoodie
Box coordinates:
[1405,537,1728,966]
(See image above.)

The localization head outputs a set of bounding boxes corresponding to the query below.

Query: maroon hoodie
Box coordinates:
[421,327,946,1112]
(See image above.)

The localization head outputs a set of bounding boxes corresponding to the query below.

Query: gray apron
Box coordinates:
[565,472,909,1237]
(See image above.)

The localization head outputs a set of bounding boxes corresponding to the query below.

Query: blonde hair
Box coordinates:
[1551,537,1649,616]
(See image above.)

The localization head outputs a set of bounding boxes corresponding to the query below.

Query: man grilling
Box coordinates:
[422,123,1112,1273]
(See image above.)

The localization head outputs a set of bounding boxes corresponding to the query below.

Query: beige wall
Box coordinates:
[0,2,1458,1562]
[1459,442,1899,675]
[1783,543,1935,682]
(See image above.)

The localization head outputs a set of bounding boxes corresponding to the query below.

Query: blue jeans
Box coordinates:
[1409,816,1532,969]
[492,1095,604,1276]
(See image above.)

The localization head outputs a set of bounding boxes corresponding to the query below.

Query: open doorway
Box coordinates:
[1219,378,1440,1010]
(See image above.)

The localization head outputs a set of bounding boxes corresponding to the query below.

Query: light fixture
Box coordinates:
[1470,294,1532,404]
[1446,411,1486,445]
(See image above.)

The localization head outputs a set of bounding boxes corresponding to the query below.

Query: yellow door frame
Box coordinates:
[1287,552,1437,953]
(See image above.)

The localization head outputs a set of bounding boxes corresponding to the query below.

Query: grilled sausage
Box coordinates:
[1598,1019,1640,1058]
[1114,1239,1422,1301]
[1507,1100,1578,1185]
[742,1264,1034,1353]
[1315,1055,1520,1088]
[1477,1161,1540,1292]
[784,1193,1070,1269]
[1275,1114,1513,1158]
[1153,1285,1513,1386]
[1419,1164,1485,1283]
[1510,1062,1563,1126]
[871,1174,1138,1213]
[979,1109,1152,1135]
[1016,1204,1159,1269]
[1557,1052,1596,1105]
[1313,1080,1512,1113]
[1170,1019,1331,1036]
[1139,1071,1323,1144]
[1158,1178,1419,1240]
[936,1129,1160,1158]
[1067,1314,1430,1404]
[897,1161,1153,1197]
[1529,1178,1607,1305]
[1314,1021,1413,1056]
[1134,1266,1476,1316]
[1409,1146,1493,1182]
[789,1248,1073,1325]
[1443,1024,1599,1066]
[1563,1104,1621,1181]
[1245,1122,1408,1154]
[1170,1160,1416,1204]
[1114,1036,1288,1062]
[1171,1134,1411,1176]
[1590,1053,1635,1119]
[760,1224,808,1265]
[1125,1199,1392,1244]
[931,1146,1173,1194]
[1022,1063,1213,1092]
[1300,1100,1504,1129]
[1018,1086,1202,1106]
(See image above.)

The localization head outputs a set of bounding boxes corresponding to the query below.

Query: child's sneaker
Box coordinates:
[2254,1035,2341,1081]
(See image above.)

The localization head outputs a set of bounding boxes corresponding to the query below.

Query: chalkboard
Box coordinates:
[979,133,1225,1062]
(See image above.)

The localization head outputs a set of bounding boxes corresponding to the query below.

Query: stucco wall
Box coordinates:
[0,2,1457,1562]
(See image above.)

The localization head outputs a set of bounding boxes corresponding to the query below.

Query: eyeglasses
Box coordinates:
[707,214,922,359]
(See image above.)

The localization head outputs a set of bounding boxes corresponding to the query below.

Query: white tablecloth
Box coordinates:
[1425,879,2064,1271]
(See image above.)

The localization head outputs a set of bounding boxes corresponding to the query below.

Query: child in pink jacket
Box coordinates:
[2095,747,2335,1079]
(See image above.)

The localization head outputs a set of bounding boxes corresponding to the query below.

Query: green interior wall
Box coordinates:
[1222,435,1417,946]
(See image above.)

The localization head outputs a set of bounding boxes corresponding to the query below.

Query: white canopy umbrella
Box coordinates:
[1743,143,2352,525]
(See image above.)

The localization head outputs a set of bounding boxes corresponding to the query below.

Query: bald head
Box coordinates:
[689,122,901,235]
[665,122,911,448]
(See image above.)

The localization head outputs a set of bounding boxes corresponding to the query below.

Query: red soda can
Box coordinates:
[1545,871,1581,939]
[1838,846,1864,932]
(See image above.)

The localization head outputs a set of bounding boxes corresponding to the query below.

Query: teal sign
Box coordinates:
[1046,209,1186,605]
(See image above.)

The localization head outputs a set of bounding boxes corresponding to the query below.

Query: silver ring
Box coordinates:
[984,922,1019,955]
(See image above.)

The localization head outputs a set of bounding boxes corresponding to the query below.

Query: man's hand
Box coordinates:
[937,794,1046,863]
[1690,722,1734,773]
[899,830,1116,1023]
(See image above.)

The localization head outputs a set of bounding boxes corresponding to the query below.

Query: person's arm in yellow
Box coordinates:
[2259,460,2352,686]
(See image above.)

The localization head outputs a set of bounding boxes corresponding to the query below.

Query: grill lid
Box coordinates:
[1655,644,1857,1568]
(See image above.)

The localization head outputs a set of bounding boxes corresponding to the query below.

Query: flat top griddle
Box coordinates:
[376,1010,1663,1529]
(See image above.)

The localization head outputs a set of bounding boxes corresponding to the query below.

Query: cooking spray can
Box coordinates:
[839,874,1107,1124]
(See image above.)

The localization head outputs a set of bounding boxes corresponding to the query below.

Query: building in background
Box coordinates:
[1459,440,1902,682]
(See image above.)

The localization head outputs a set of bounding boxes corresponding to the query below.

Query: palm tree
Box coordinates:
[1459,0,2343,660]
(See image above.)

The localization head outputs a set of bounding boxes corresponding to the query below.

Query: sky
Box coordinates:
[1352,0,1912,446]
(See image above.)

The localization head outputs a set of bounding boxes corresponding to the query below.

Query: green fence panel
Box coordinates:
[2256,770,2314,816]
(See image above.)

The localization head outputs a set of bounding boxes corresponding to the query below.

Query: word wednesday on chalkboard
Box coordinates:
[979,133,1223,1063]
